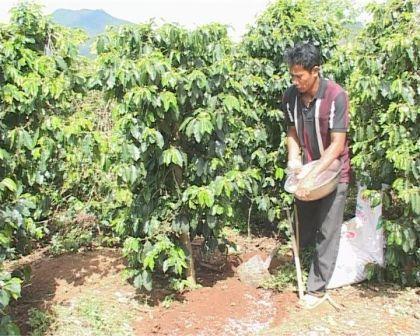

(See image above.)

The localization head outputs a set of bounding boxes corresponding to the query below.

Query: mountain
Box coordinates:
[51,9,132,55]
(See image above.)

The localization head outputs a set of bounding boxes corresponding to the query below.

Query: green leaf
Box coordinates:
[123,237,140,253]
[268,208,276,222]
[0,318,19,336]
[19,129,36,150]
[3,278,21,299]
[275,167,284,180]
[96,36,106,53]
[223,95,240,112]
[121,165,139,185]
[0,290,10,309]
[181,112,214,143]
[55,56,68,71]
[131,145,140,161]
[162,146,184,167]
[106,73,116,88]
[160,91,178,113]
[133,273,143,289]
[214,175,233,197]
[0,233,11,247]
[206,215,217,229]
[0,149,9,160]
[211,204,224,215]
[146,63,156,81]
[162,259,170,273]
[256,195,269,211]
[142,270,153,291]
[198,188,214,208]
[0,178,17,192]
[172,215,189,234]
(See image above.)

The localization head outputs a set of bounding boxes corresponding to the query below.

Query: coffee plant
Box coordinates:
[93,22,267,289]
[0,3,101,332]
[349,0,419,285]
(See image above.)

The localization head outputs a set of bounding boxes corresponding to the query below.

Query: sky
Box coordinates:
[0,0,373,41]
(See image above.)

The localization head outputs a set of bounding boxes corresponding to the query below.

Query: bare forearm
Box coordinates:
[311,132,346,176]
[286,127,301,162]
[312,142,342,175]
[295,133,346,199]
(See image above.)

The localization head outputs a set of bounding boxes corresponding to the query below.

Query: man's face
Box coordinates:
[289,64,319,94]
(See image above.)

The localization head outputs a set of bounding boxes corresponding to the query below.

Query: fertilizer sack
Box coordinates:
[327,184,385,289]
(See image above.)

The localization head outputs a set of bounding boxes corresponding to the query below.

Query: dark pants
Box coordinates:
[295,183,348,293]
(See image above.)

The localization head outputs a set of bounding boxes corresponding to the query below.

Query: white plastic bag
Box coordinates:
[327,184,385,289]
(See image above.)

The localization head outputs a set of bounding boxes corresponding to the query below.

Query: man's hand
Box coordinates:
[286,159,302,176]
[295,132,346,201]
[295,170,316,200]
[286,127,301,174]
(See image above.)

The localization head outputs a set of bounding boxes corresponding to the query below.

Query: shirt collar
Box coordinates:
[315,77,328,99]
[296,77,328,102]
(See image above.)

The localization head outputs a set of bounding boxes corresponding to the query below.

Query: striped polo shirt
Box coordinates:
[282,78,351,183]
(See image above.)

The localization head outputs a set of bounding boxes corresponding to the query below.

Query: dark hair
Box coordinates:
[284,42,322,71]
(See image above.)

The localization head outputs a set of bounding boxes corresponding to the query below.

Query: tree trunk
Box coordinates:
[172,124,196,285]
[180,231,196,285]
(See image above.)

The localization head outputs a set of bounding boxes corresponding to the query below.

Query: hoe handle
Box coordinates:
[286,205,305,300]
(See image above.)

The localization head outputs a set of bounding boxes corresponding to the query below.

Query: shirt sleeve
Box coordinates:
[282,88,295,128]
[329,91,349,132]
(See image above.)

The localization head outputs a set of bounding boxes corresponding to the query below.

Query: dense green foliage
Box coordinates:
[0,0,418,333]
[0,4,83,332]
[0,3,112,332]
[90,0,353,290]
[349,0,419,285]
[92,22,266,289]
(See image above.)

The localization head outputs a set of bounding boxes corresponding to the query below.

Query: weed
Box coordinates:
[26,293,138,336]
[262,246,312,291]
[170,278,202,292]
[50,295,136,336]
[161,294,175,309]
[49,227,94,255]
[28,308,54,336]
[263,262,308,291]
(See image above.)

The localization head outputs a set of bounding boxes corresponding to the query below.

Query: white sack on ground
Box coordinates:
[327,184,385,289]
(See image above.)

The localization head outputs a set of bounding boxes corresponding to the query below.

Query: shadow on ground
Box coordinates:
[9,248,126,333]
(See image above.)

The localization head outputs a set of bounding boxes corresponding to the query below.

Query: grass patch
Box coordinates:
[27,308,53,336]
[262,245,313,291]
[28,293,138,336]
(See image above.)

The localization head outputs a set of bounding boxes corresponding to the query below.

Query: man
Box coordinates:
[282,42,350,308]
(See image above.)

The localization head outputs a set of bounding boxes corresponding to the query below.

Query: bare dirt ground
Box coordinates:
[9,248,134,335]
[8,232,420,336]
[262,284,420,336]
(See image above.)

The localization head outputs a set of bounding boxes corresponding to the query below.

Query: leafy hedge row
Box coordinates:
[349,0,419,284]
[93,22,264,289]
[91,0,351,290]
[0,3,111,333]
